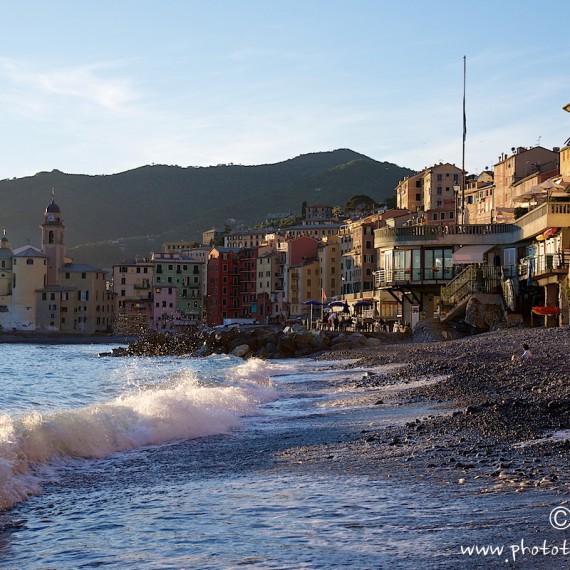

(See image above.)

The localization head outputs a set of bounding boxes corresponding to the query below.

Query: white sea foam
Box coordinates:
[0,358,277,511]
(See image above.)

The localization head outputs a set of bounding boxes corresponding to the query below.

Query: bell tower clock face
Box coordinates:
[47,214,55,222]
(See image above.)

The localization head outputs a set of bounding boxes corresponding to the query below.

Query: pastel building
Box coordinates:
[0,198,112,333]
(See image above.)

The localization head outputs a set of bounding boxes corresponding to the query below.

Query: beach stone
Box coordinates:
[365,337,382,348]
[412,318,464,343]
[464,296,505,331]
[347,332,367,347]
[330,333,348,346]
[231,344,250,357]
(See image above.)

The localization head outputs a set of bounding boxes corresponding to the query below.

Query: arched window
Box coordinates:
[49,231,54,244]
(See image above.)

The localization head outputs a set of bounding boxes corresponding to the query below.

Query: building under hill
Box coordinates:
[0,197,114,334]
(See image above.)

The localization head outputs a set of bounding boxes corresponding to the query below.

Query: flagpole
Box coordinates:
[461,55,467,224]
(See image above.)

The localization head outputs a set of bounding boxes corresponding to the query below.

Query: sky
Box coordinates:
[1,0,570,181]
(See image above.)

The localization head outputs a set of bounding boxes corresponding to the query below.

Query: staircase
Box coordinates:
[441,265,504,307]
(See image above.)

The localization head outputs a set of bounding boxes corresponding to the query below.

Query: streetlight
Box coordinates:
[453,184,461,223]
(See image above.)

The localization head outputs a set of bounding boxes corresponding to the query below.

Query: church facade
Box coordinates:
[0,198,114,334]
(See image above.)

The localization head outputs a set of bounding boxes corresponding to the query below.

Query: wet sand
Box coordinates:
[266,326,570,567]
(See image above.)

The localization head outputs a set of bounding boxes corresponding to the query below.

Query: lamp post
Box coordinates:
[453,184,461,224]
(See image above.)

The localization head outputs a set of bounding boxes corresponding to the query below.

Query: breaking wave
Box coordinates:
[0,357,276,511]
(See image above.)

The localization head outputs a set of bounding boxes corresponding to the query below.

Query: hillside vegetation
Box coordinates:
[0,149,413,268]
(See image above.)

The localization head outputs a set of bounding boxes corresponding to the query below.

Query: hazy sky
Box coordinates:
[1,0,569,180]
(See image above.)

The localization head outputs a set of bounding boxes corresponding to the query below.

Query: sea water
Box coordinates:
[0,343,562,569]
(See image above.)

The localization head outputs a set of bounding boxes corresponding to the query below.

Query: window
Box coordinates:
[437,187,442,195]
[415,193,421,201]
[440,212,445,220]
[26,258,34,265]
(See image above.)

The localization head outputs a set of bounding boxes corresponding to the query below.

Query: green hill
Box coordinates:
[0,149,414,268]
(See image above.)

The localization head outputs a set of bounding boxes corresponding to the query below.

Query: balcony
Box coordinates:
[374,223,520,248]
[515,202,570,240]
[518,252,569,281]
[375,267,454,287]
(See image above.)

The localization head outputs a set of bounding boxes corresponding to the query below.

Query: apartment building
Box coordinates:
[255,246,285,324]
[113,258,154,334]
[397,163,462,224]
[493,146,559,212]
[206,247,241,325]
[152,252,204,325]
[318,235,341,302]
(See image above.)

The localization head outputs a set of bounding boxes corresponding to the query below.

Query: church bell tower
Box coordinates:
[40,190,66,287]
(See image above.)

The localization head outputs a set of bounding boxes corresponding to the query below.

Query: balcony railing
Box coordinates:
[518,252,569,280]
[515,202,570,240]
[375,223,520,247]
[375,267,454,287]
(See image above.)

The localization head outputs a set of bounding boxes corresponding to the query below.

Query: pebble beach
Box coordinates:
[294,325,570,496]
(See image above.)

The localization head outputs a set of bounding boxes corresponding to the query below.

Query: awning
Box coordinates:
[452,244,494,264]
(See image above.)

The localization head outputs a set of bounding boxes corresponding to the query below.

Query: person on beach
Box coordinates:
[512,343,532,361]
[521,343,532,359]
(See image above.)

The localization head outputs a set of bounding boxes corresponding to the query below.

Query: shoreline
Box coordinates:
[296,326,570,496]
[0,333,134,345]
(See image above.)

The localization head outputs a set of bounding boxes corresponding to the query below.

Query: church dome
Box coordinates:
[46,200,61,214]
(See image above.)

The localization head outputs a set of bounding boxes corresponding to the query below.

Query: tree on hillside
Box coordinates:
[345,194,379,214]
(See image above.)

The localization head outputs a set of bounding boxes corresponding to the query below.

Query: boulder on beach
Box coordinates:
[231,344,251,357]
[464,296,505,331]
[413,318,465,343]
